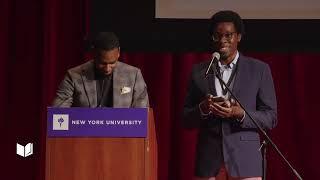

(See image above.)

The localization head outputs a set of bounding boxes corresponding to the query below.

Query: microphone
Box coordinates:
[205,52,220,78]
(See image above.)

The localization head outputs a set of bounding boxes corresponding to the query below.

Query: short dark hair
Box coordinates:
[92,32,120,51]
[209,10,245,36]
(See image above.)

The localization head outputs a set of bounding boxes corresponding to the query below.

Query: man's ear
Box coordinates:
[117,47,120,58]
[237,34,242,42]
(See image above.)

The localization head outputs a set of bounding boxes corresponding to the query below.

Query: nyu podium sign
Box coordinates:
[47,108,148,137]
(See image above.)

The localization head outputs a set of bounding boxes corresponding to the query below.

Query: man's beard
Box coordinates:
[219,51,229,61]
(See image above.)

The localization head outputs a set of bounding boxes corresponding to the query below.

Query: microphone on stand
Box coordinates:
[205,52,220,78]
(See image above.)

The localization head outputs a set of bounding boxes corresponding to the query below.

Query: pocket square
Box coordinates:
[120,86,131,94]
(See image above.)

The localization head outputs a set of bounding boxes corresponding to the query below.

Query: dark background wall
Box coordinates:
[90,0,320,52]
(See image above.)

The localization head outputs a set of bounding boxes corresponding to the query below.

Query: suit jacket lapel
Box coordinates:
[231,54,246,98]
[207,73,217,96]
[81,61,97,107]
[201,61,217,96]
[112,61,124,107]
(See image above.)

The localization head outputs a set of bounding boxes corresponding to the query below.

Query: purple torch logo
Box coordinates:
[58,117,64,127]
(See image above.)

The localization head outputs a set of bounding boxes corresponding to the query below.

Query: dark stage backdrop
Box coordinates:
[1,0,319,180]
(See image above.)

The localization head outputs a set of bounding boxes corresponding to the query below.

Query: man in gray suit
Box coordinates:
[183,11,277,180]
[52,32,149,108]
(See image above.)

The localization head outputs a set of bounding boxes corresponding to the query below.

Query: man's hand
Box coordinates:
[199,94,215,115]
[199,94,230,115]
[211,100,244,119]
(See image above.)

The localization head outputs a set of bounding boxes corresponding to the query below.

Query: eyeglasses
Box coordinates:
[212,32,237,42]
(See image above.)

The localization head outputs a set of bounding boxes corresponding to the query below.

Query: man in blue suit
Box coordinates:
[183,11,277,180]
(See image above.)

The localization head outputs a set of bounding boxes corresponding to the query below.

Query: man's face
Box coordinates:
[212,22,241,62]
[95,48,120,76]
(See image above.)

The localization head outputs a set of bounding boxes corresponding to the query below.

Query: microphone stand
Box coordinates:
[211,65,303,180]
[260,140,268,180]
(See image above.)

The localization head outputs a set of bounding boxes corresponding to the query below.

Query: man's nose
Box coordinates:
[219,36,229,43]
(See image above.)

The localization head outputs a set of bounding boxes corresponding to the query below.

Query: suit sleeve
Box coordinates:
[240,64,277,130]
[52,71,74,107]
[182,67,206,128]
[131,69,149,107]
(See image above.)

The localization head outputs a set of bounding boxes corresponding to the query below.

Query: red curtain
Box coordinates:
[0,0,89,179]
[1,1,319,180]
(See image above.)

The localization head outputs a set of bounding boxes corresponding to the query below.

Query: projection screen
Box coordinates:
[156,0,320,19]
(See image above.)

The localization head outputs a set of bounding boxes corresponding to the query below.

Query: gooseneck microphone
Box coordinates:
[205,52,220,78]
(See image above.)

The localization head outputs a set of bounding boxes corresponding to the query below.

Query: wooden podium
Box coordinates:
[46,108,157,180]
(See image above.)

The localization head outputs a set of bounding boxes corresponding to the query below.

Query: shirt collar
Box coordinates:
[218,51,239,69]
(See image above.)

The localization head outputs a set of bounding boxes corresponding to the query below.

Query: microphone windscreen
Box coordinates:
[212,52,220,60]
